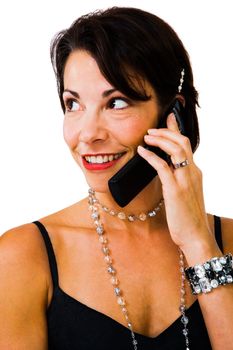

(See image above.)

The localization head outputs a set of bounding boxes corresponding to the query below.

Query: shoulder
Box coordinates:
[0,222,49,268]
[220,216,233,253]
[0,223,50,345]
[0,223,50,304]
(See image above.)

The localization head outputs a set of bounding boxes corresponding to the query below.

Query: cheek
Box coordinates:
[114,103,158,148]
[112,119,147,150]
[63,119,77,150]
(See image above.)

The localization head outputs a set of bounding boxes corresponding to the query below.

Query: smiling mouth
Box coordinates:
[83,152,125,164]
[82,152,126,171]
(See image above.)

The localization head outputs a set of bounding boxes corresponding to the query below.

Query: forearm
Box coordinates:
[197,285,233,349]
[183,240,233,349]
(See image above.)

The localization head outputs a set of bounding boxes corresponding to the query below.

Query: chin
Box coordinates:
[84,174,112,194]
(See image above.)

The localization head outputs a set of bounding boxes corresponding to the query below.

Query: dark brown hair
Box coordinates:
[50,7,199,151]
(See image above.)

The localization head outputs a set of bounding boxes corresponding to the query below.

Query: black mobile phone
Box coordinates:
[108,99,187,207]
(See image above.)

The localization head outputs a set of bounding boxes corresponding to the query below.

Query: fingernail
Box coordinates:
[137,145,145,151]
[169,112,176,122]
[147,129,158,135]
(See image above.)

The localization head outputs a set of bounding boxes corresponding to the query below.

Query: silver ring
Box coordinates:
[173,159,189,169]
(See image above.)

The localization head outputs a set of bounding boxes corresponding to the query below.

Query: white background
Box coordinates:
[0,0,232,233]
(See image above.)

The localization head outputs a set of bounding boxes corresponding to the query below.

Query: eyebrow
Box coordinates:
[63,88,117,98]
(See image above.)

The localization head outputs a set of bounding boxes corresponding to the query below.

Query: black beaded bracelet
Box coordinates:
[185,253,233,295]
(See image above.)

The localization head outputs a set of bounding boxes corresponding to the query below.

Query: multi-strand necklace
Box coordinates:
[88,188,190,349]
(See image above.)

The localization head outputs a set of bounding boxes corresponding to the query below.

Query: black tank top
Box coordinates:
[33,216,223,349]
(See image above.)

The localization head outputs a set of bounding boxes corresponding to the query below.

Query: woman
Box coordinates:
[0,7,232,350]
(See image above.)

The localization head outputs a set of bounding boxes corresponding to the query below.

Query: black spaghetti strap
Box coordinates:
[214,215,223,252]
[33,220,59,287]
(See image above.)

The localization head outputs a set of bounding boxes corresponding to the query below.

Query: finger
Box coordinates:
[147,129,192,157]
[137,145,176,189]
[144,134,189,164]
[166,113,180,132]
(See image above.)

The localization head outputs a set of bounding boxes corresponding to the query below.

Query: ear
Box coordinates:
[175,94,185,107]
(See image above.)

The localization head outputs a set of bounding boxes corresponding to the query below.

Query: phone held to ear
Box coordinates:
[108,99,187,207]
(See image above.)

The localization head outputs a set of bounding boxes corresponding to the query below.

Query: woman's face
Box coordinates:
[63,50,160,192]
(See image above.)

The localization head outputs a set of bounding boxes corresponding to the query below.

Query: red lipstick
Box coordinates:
[82,153,124,171]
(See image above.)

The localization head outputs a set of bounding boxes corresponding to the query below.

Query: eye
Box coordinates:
[108,97,129,110]
[65,98,80,112]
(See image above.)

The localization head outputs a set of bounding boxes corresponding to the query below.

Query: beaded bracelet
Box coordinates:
[185,253,233,295]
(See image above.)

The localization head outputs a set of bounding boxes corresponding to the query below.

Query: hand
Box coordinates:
[137,113,215,255]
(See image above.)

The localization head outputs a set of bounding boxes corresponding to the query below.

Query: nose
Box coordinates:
[77,108,108,145]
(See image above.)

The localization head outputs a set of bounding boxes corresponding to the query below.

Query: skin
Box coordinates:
[0,50,233,349]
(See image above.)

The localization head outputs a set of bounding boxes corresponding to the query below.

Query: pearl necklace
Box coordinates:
[88,188,190,349]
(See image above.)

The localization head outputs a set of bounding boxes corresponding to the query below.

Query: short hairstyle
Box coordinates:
[50,7,199,151]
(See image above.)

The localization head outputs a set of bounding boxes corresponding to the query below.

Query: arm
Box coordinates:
[182,217,233,350]
[138,113,233,349]
[0,224,49,349]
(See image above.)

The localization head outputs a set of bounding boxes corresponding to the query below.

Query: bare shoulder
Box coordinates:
[220,216,233,253]
[0,222,50,308]
[0,223,49,347]
[0,222,50,279]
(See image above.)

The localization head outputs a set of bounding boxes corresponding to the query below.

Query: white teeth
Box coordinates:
[96,156,103,164]
[84,153,123,164]
[90,156,96,163]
